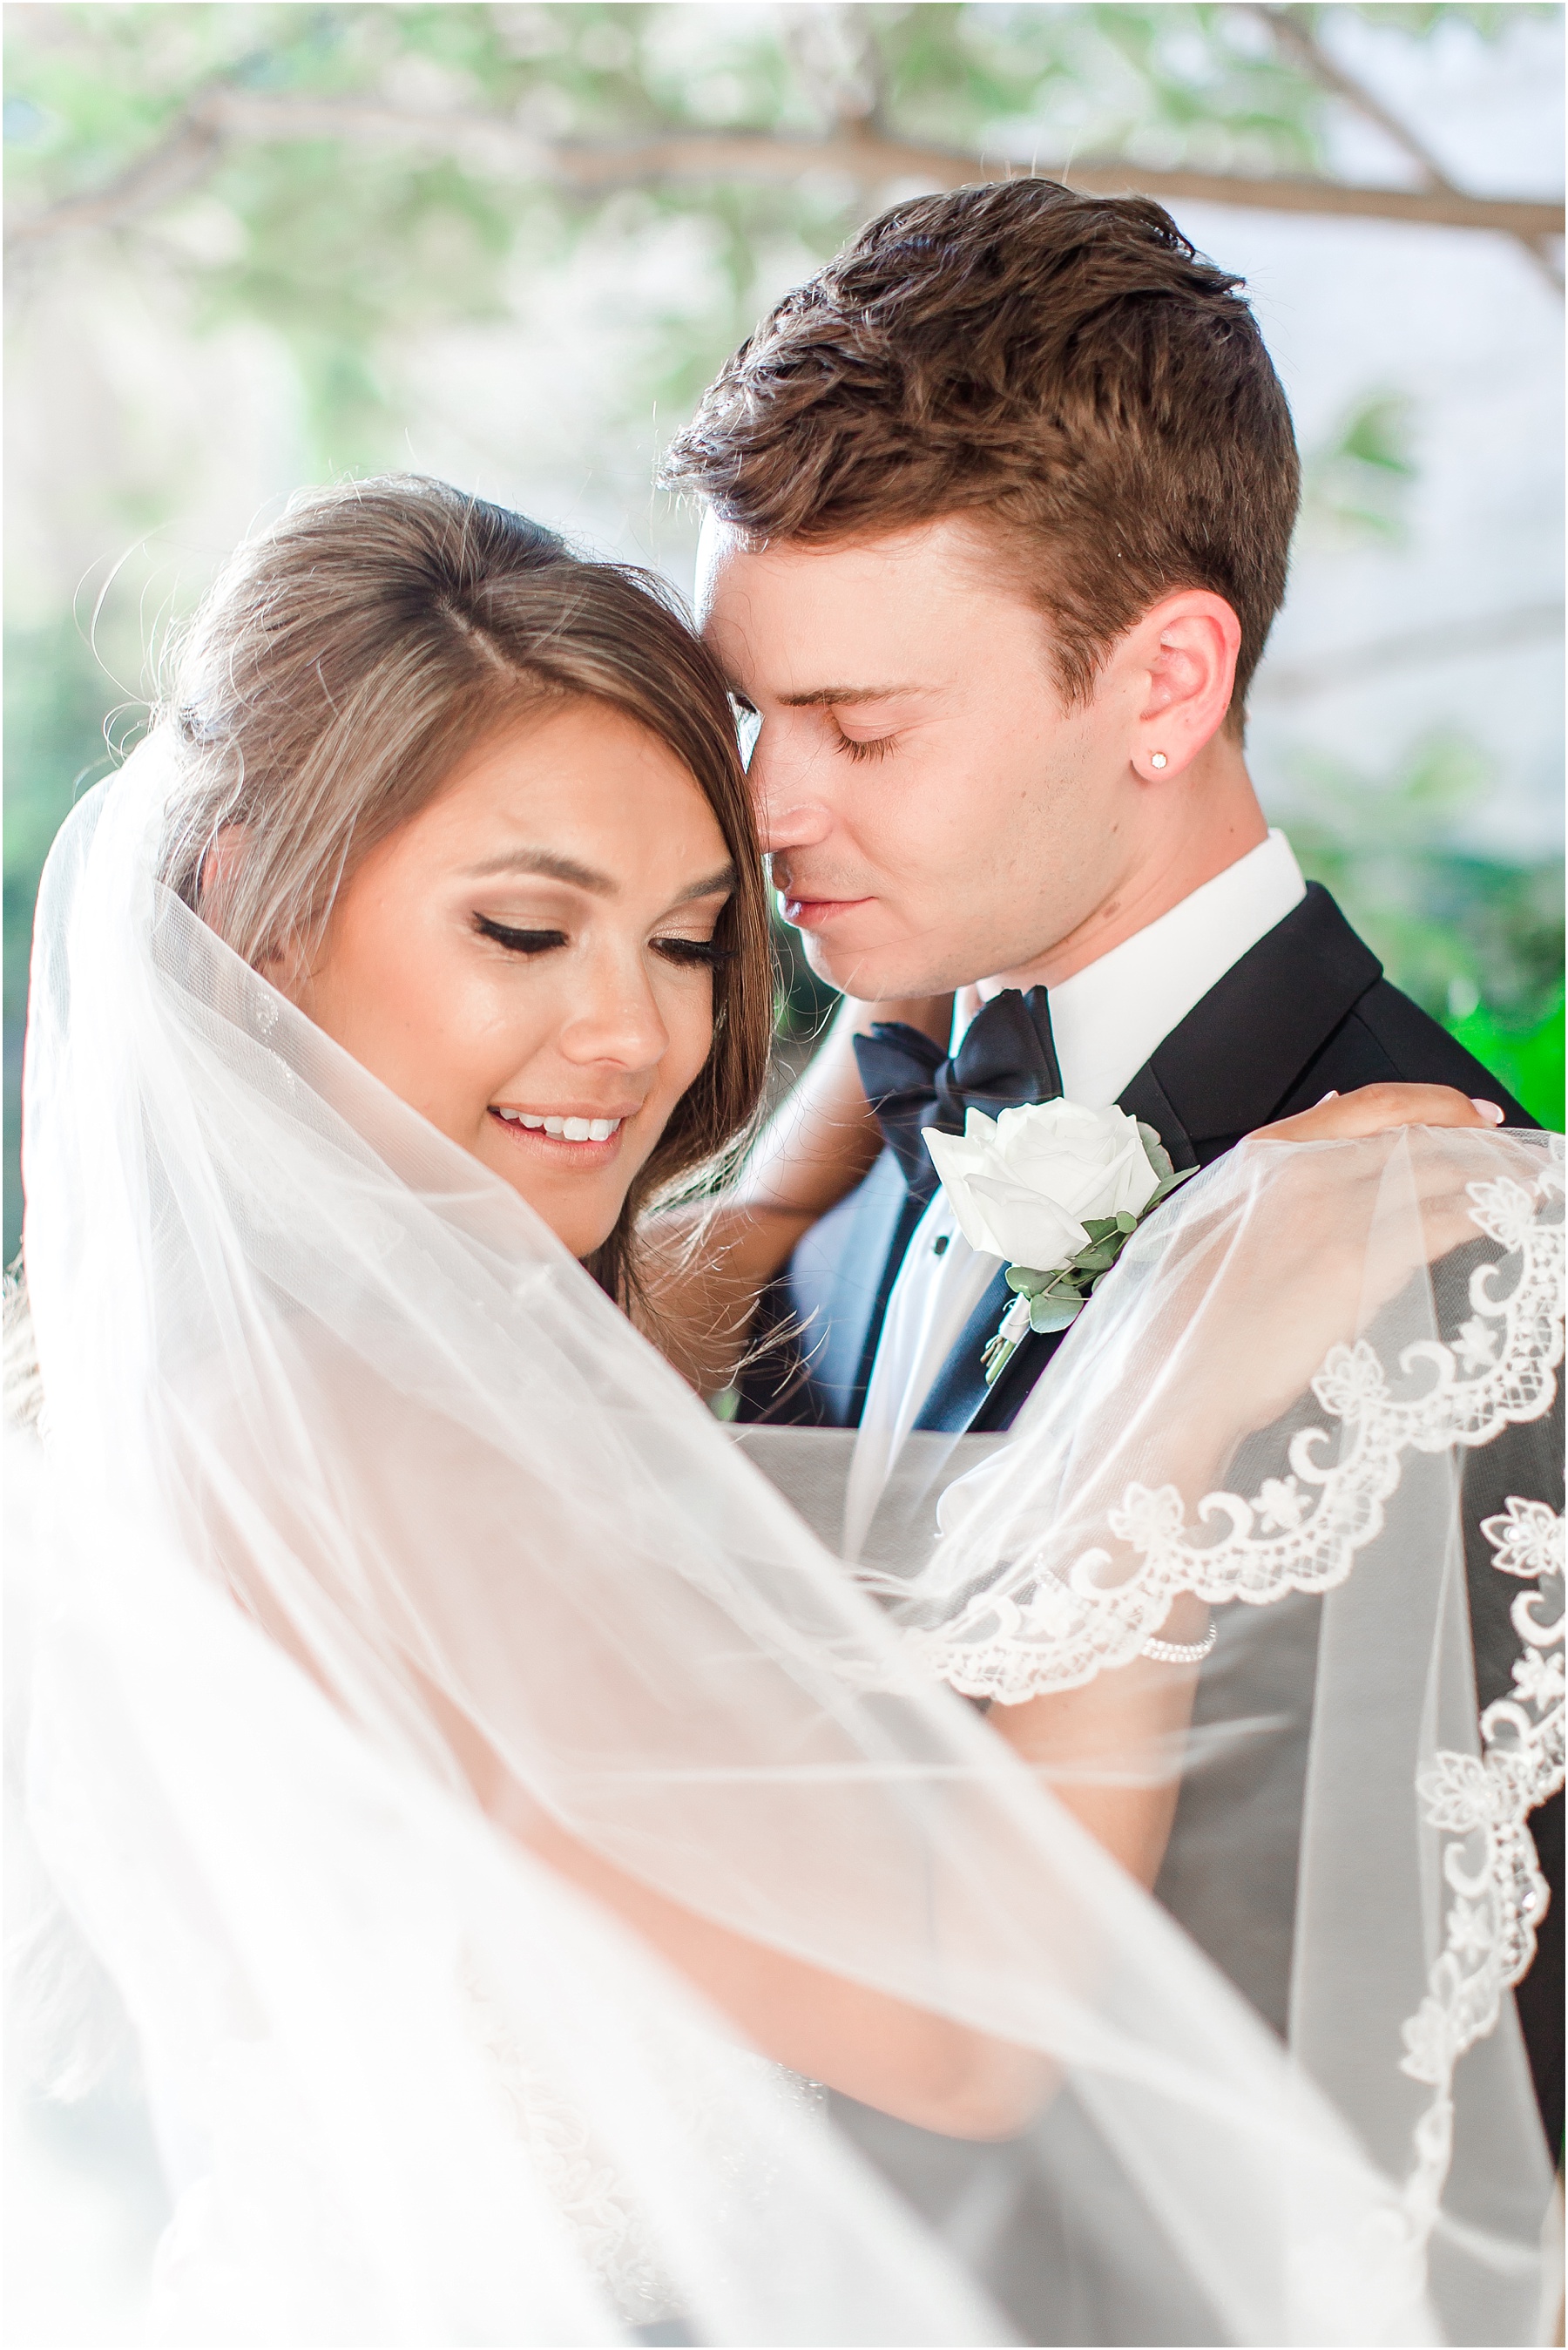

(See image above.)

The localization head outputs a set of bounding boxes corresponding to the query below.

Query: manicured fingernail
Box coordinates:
[1471,1099,1505,1126]
[1316,1090,1339,1104]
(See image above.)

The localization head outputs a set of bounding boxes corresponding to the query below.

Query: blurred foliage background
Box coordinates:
[4,1,1565,1265]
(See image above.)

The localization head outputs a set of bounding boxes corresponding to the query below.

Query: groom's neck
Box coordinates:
[980,734,1267,999]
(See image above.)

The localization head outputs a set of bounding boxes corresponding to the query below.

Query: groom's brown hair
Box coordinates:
[664,179,1299,730]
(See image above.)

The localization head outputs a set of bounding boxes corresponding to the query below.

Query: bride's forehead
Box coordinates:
[389,706,730,884]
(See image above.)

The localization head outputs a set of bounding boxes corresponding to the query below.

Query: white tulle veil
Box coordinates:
[10,736,1562,2347]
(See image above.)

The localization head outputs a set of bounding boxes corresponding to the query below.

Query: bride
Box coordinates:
[9,474,1560,2347]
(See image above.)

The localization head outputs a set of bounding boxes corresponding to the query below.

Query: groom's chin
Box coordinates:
[807,937,951,1001]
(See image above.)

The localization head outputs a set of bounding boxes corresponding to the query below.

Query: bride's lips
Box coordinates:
[487,1105,638,1164]
[781,894,874,931]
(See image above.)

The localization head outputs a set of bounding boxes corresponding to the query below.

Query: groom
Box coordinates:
[667,180,1560,2173]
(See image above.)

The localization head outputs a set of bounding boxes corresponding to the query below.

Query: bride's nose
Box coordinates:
[555,949,671,1073]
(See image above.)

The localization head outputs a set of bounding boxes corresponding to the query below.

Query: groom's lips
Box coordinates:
[781,893,875,931]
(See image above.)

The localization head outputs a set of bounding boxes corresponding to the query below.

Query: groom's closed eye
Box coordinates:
[781,683,926,764]
[831,724,899,765]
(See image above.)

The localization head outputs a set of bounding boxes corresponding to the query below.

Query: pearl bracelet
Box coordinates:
[1140,1621,1217,1666]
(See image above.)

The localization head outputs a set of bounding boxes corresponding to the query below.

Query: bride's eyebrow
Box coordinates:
[464,847,614,892]
[460,849,735,905]
[670,863,736,906]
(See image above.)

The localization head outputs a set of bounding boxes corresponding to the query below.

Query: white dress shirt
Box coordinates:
[841,830,1307,1554]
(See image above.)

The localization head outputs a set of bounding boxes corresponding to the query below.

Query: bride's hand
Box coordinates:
[1253,1081,1507,1145]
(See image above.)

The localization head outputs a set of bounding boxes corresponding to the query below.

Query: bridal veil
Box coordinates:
[10,740,1562,2346]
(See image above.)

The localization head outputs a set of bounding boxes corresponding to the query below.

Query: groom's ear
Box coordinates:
[1119,590,1242,779]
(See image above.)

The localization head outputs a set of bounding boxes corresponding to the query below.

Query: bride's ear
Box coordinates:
[199,823,249,933]
[200,825,309,999]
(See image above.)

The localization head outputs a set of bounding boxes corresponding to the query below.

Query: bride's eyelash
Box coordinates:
[833,727,896,764]
[653,936,734,970]
[474,914,567,955]
[476,914,731,970]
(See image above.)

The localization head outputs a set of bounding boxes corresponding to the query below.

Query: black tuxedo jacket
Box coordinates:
[739,884,1562,2146]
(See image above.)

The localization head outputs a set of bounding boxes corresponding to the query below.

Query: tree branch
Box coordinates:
[1254,599,1565,701]
[4,87,228,250]
[1247,5,1563,292]
[7,85,1564,258]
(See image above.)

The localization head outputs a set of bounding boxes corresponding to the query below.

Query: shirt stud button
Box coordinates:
[932,1234,950,1256]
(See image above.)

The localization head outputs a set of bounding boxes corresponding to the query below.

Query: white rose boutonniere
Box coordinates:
[923,1100,1198,1384]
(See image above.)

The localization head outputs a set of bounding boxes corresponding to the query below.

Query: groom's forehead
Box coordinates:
[696,511,1004,630]
[696,511,1049,696]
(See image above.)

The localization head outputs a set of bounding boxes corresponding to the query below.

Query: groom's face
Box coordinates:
[697,514,1133,1000]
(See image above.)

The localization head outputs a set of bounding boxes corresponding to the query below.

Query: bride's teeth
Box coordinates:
[497,1108,620,1141]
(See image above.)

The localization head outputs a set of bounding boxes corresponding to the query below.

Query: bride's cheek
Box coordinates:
[670,980,718,1093]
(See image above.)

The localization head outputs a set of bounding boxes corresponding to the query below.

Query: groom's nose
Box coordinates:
[748,732,835,856]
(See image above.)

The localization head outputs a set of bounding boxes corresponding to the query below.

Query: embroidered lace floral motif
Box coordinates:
[859,1145,1562,2286]
[1395,1496,1564,2249]
[883,1153,1564,1703]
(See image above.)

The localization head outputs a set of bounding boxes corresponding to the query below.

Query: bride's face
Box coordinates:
[301,698,735,1256]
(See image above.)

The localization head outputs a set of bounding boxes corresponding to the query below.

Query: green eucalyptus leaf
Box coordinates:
[1148,1164,1201,1209]
[1004,1265,1051,1296]
[1136,1121,1175,1182]
[1029,1293,1084,1334]
[1071,1243,1120,1274]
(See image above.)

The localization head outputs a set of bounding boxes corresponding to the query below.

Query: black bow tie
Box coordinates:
[853,986,1063,1190]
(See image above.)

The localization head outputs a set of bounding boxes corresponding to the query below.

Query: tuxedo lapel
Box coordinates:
[1118,1064,1198,1172]
[909,1263,1015,1434]
[909,887,1382,1439]
[1142,884,1381,1151]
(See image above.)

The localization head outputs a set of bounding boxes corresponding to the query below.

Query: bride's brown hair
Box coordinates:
[158,473,773,1310]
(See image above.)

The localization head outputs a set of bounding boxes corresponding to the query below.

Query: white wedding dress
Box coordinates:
[8,739,1562,2346]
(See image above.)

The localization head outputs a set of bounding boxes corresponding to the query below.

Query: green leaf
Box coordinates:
[1069,1243,1121,1274]
[1136,1122,1175,1182]
[1029,1293,1085,1334]
[1147,1165,1200,1209]
[1004,1264,1051,1296]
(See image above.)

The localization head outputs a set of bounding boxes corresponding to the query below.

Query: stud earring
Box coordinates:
[1149,751,1168,771]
